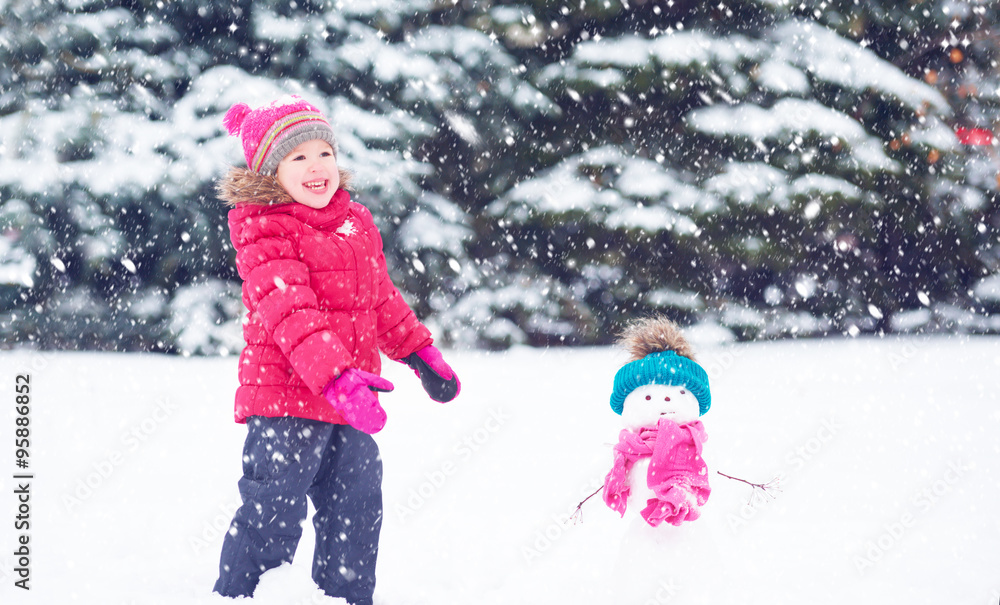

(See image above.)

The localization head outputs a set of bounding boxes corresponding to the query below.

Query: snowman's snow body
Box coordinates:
[602,318,712,528]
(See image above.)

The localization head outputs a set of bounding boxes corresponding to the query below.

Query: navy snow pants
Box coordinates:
[213,416,383,605]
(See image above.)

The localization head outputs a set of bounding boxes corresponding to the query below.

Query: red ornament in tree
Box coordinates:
[956,127,995,146]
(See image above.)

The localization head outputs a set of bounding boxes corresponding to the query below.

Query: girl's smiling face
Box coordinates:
[275,139,340,209]
[621,383,700,431]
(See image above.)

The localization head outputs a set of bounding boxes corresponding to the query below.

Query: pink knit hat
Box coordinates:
[223,96,338,175]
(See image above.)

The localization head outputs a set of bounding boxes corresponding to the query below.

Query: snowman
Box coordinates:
[602,316,712,527]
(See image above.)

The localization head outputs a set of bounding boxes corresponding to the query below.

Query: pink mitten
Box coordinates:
[401,345,460,402]
[322,368,394,434]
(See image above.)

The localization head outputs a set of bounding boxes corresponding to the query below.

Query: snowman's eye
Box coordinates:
[680,389,686,394]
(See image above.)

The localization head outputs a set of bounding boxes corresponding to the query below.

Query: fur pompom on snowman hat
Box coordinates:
[610,316,711,416]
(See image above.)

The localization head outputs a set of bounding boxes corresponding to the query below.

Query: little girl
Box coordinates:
[212,96,460,605]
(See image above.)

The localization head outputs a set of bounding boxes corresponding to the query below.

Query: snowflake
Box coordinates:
[337,219,356,237]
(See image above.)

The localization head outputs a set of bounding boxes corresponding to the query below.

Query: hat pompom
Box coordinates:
[223,103,251,136]
[609,316,711,416]
[619,315,695,362]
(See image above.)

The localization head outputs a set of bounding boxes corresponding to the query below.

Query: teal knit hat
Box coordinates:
[610,351,711,416]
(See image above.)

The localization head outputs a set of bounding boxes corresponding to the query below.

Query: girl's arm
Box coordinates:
[238,221,353,394]
[358,208,433,359]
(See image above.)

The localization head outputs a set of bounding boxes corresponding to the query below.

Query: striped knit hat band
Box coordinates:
[223,96,338,176]
[250,110,333,174]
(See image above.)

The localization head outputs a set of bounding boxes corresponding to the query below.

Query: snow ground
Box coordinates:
[0,336,998,604]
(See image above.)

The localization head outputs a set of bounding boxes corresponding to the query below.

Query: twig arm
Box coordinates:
[716,470,782,502]
[570,486,603,523]
[717,471,764,489]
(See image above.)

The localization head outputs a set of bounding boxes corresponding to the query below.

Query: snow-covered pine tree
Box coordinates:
[807,0,1000,331]
[0,0,508,352]
[455,0,993,341]
[1,0,997,351]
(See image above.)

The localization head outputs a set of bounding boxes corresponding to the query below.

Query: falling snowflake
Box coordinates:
[337,219,357,237]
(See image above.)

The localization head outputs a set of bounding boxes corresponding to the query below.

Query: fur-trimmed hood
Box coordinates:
[216,167,293,206]
[216,166,352,206]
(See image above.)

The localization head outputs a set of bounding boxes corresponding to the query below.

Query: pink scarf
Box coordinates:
[603,418,710,527]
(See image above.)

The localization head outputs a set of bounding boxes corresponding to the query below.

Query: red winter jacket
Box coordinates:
[221,169,432,424]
